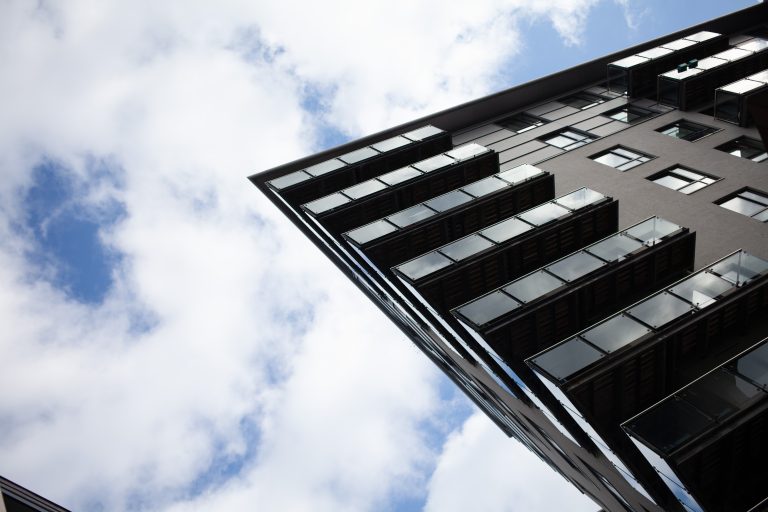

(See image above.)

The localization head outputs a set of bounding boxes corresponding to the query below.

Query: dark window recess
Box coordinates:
[648,166,718,194]
[603,104,656,123]
[592,146,652,171]
[558,91,606,110]
[497,113,547,133]
[541,129,596,150]
[716,136,767,162]
[656,119,718,141]
[717,188,768,221]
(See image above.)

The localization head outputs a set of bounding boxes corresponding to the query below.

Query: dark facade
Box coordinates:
[251,4,768,511]
[0,476,70,512]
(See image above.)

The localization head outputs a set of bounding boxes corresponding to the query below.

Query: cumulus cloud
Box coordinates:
[0,0,617,511]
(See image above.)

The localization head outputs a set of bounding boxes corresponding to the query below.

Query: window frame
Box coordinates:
[656,119,719,142]
[716,187,768,221]
[590,145,654,172]
[557,91,607,110]
[496,112,547,134]
[540,128,597,151]
[602,104,657,124]
[647,165,720,195]
[715,136,768,163]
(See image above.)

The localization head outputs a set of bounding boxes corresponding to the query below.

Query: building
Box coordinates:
[0,476,70,512]
[250,4,768,511]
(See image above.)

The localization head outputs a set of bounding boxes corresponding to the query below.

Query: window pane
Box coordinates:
[462,177,508,197]
[305,158,346,177]
[457,291,521,327]
[720,197,765,216]
[413,154,455,172]
[547,251,606,282]
[387,204,436,228]
[439,234,494,261]
[397,252,452,281]
[403,125,442,141]
[582,315,651,353]
[595,152,629,168]
[497,164,545,184]
[530,338,605,381]
[679,182,708,194]
[371,135,411,153]
[304,193,350,215]
[344,179,388,199]
[710,252,768,285]
[669,272,734,308]
[378,166,422,186]
[425,190,474,212]
[519,202,570,226]
[626,217,681,244]
[627,292,693,329]
[654,175,689,191]
[504,271,565,303]
[270,170,311,189]
[555,188,605,210]
[481,217,534,243]
[587,234,643,262]
[346,220,398,245]
[340,146,378,164]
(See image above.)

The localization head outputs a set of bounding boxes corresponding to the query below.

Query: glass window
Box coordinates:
[541,129,596,150]
[371,135,411,153]
[439,234,494,261]
[592,146,651,171]
[657,120,718,141]
[555,188,606,210]
[446,143,488,161]
[650,166,718,194]
[627,292,693,329]
[456,291,521,327]
[497,112,547,133]
[343,179,388,200]
[480,217,533,244]
[603,104,655,124]
[518,202,570,226]
[378,166,422,186]
[305,158,346,177]
[710,251,768,285]
[582,315,651,353]
[462,177,508,197]
[269,170,312,190]
[339,146,379,164]
[625,217,681,245]
[680,369,761,420]
[718,188,768,221]
[716,137,767,162]
[424,190,474,212]
[530,337,605,381]
[734,342,768,388]
[625,397,711,455]
[413,154,455,173]
[547,252,606,282]
[304,192,350,215]
[403,125,443,141]
[587,234,643,262]
[497,164,545,185]
[346,220,398,245]
[397,251,452,281]
[504,271,565,303]
[668,272,734,308]
[558,91,606,110]
[386,204,436,228]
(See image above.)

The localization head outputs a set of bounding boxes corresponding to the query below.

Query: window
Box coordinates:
[717,188,768,221]
[716,136,767,162]
[541,129,596,150]
[591,146,652,171]
[558,91,606,110]
[497,112,546,133]
[656,119,718,141]
[648,166,718,194]
[602,104,655,124]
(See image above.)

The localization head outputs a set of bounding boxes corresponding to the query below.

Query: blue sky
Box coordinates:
[0,1,757,511]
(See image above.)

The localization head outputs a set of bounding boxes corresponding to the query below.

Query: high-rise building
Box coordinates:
[251,4,768,511]
[0,476,70,512]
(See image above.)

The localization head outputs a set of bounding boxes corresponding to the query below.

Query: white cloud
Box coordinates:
[0,1,614,511]
[424,413,596,512]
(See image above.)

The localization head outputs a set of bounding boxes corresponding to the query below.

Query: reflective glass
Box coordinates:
[721,79,763,95]
[439,234,494,261]
[662,38,696,51]
[387,204,436,228]
[671,168,705,181]
[627,292,692,329]
[735,343,768,388]
[270,170,311,189]
[531,337,605,381]
[481,218,533,244]
[519,202,570,226]
[446,143,487,161]
[305,158,345,177]
[710,252,768,285]
[685,30,719,42]
[582,315,651,353]
[545,134,576,148]
[346,220,398,245]
[638,46,673,59]
[547,252,605,282]
[343,179,388,200]
[397,251,452,281]
[378,166,422,186]
[740,190,768,206]
[716,47,751,62]
[403,125,442,141]
[611,55,649,68]
[497,164,545,184]
[654,175,689,191]
[504,271,564,303]
[737,38,768,52]
[626,217,681,245]
[462,177,508,197]
[371,135,411,153]
[457,291,521,327]
[425,190,474,212]
[669,272,733,308]
[304,193,350,215]
[625,398,711,455]
[587,234,643,262]
[413,154,455,172]
[339,146,378,164]
[555,188,605,210]
[680,370,761,420]
[595,152,629,167]
[720,197,764,216]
